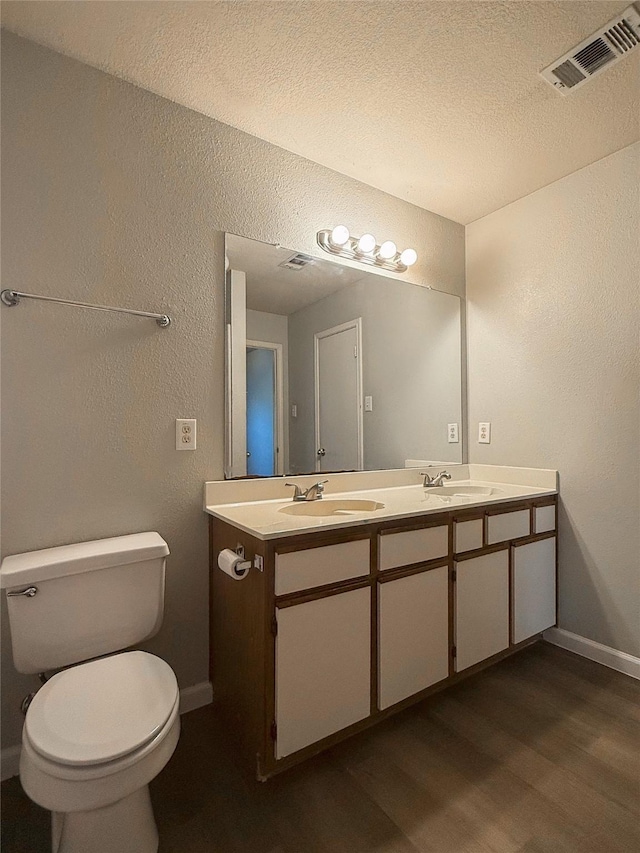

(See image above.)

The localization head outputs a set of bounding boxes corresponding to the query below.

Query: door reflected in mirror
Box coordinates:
[225,233,463,478]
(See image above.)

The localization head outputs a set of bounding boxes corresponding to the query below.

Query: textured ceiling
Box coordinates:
[2,1,639,223]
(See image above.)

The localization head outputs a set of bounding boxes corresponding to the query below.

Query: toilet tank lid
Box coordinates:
[0,532,170,589]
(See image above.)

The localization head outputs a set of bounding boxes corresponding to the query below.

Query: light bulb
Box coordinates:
[400,248,418,267]
[378,240,397,260]
[329,225,350,247]
[357,233,376,254]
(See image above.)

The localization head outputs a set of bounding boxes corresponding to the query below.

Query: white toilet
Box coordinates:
[0,532,180,853]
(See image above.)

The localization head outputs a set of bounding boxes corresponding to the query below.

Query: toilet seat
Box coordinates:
[25,651,179,767]
[20,698,180,815]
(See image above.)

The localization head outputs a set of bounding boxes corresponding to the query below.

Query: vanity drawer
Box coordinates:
[379,525,448,571]
[486,509,530,545]
[454,518,483,554]
[534,504,556,534]
[275,539,370,596]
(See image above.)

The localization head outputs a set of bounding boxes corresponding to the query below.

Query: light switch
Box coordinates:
[364,396,373,412]
[447,423,459,443]
[478,422,491,444]
[291,404,297,418]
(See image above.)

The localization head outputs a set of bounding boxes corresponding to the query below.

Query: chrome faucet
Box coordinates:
[286,480,329,502]
[421,471,452,488]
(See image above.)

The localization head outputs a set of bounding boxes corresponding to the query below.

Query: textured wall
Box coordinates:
[467,143,640,657]
[287,279,462,472]
[0,32,465,750]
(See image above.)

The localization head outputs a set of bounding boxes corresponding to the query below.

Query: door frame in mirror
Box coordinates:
[313,317,364,473]
[247,339,285,476]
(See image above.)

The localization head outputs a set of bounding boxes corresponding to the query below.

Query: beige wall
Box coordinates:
[467,143,640,657]
[0,32,465,750]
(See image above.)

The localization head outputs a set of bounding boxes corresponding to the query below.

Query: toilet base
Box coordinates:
[51,785,158,853]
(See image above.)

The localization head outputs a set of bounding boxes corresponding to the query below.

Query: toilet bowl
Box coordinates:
[0,532,178,853]
[20,651,180,853]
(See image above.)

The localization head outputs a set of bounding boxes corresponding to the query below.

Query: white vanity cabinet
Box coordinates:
[275,587,371,759]
[378,565,449,710]
[455,549,510,671]
[512,536,556,643]
[209,493,557,780]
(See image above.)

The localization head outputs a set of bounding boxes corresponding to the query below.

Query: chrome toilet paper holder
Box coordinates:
[235,544,263,573]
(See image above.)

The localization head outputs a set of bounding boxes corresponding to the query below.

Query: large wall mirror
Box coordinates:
[225,233,463,478]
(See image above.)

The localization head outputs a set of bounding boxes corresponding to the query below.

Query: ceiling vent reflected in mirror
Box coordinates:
[279,253,314,271]
[540,4,640,94]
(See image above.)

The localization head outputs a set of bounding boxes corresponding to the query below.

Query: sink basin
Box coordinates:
[279,499,385,517]
[427,485,498,497]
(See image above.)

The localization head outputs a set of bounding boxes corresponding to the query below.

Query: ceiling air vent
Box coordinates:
[540,4,640,94]
[279,253,314,271]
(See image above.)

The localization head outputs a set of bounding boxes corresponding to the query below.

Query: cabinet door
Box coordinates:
[275,587,371,759]
[455,550,509,672]
[378,566,449,710]
[512,537,556,643]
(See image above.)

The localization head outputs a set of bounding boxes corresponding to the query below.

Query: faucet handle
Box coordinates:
[285,483,304,499]
[316,480,329,493]
[420,472,435,487]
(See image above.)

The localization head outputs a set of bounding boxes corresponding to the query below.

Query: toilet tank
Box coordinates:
[0,532,170,674]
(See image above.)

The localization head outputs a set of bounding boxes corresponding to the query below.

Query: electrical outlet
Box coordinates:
[478,422,491,444]
[447,423,459,443]
[176,418,197,450]
[291,404,297,418]
[364,396,373,412]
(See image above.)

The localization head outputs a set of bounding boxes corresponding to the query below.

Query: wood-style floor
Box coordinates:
[2,643,639,853]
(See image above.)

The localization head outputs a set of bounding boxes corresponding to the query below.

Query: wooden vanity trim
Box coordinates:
[484,501,532,515]
[208,493,558,781]
[378,516,451,536]
[454,541,511,562]
[275,574,372,608]
[532,496,557,507]
[209,517,271,776]
[511,529,557,546]
[273,528,372,554]
[376,556,450,584]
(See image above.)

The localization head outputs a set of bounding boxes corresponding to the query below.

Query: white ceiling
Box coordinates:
[3,1,639,223]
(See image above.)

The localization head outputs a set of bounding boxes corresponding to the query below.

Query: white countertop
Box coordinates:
[204,466,558,541]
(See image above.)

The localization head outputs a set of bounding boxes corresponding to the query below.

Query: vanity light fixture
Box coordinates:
[317,226,417,272]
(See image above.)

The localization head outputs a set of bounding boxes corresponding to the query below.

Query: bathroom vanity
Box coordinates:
[205,466,558,780]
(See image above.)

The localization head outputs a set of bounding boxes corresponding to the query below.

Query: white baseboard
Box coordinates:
[178,680,213,715]
[544,628,640,680]
[1,680,213,782]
